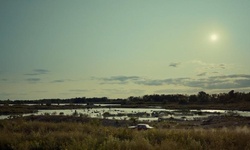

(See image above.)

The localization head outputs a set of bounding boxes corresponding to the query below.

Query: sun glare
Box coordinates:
[210,33,218,42]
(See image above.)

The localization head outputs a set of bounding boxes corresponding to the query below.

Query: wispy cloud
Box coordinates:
[190,60,228,70]
[1,79,8,81]
[142,74,250,90]
[197,72,207,76]
[99,76,142,84]
[169,62,181,67]
[97,74,250,90]
[25,69,49,76]
[176,74,250,89]
[52,79,65,83]
[135,78,190,86]
[26,78,41,83]
[219,64,226,69]
[51,79,74,83]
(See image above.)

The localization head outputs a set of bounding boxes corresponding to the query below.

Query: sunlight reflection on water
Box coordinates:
[1,106,249,121]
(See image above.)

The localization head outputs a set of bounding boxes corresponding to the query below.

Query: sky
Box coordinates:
[1,0,250,100]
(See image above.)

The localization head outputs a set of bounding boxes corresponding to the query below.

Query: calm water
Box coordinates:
[1,107,250,121]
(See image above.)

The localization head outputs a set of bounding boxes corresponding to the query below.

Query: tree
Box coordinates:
[189,95,198,103]
[198,91,209,103]
[228,90,235,97]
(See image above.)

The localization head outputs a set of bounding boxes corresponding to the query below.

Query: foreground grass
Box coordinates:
[0,118,250,150]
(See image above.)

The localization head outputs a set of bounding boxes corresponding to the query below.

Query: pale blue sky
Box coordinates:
[1,0,250,100]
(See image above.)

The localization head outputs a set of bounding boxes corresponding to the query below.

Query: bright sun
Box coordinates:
[210,33,218,42]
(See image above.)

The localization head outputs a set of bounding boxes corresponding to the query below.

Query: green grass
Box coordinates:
[0,118,250,150]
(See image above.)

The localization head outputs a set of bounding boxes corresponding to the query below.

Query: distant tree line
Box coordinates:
[1,90,250,105]
[127,90,250,105]
[0,97,109,105]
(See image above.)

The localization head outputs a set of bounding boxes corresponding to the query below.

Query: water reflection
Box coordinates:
[1,107,250,121]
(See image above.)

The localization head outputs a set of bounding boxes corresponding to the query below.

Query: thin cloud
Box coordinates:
[209,74,250,80]
[235,79,250,88]
[51,79,75,83]
[1,79,8,81]
[219,64,226,69]
[52,79,65,83]
[170,74,250,89]
[97,74,250,91]
[190,60,227,70]
[169,62,181,67]
[34,69,49,74]
[103,76,141,81]
[135,78,190,86]
[25,69,49,76]
[100,76,142,84]
[197,72,207,76]
[135,79,164,86]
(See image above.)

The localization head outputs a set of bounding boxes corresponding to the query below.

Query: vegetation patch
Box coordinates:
[0,117,250,150]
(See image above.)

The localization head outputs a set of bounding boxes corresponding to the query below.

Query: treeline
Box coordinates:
[0,97,110,105]
[1,90,250,105]
[128,90,250,105]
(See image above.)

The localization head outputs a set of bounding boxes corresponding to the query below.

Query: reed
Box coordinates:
[0,118,249,150]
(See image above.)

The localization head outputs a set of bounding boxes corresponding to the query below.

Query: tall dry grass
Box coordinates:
[0,118,250,150]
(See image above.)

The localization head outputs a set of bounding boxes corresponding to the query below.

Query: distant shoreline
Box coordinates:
[1,101,250,116]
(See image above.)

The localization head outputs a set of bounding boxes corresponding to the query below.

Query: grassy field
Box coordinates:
[0,117,250,150]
